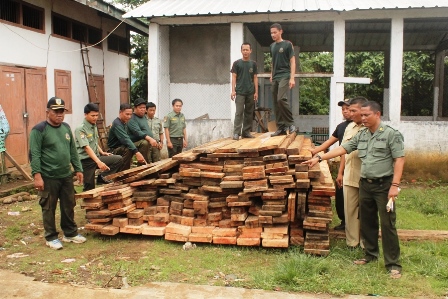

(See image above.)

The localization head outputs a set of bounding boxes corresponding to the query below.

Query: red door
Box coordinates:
[0,66,27,165]
[0,66,47,166]
[25,68,47,133]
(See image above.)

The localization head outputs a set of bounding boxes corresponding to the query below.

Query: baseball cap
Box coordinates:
[338,98,351,106]
[47,97,66,110]
[134,98,147,107]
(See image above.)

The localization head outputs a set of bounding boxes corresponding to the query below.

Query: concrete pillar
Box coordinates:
[230,23,244,123]
[148,23,160,111]
[434,50,445,120]
[383,50,390,120]
[330,20,345,135]
[389,18,404,122]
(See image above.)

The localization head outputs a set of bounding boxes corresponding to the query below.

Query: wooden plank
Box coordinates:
[274,132,296,154]
[258,135,287,151]
[286,135,305,155]
[4,151,33,181]
[193,138,239,154]
[236,133,271,153]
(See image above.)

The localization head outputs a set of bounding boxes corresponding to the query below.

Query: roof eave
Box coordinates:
[72,0,148,35]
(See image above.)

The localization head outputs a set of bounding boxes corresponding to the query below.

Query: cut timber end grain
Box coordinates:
[113,217,128,227]
[242,172,266,180]
[237,238,260,246]
[180,216,194,226]
[264,225,289,235]
[142,226,166,236]
[165,222,192,236]
[200,172,225,179]
[119,225,143,234]
[154,213,170,222]
[159,188,182,195]
[213,236,237,245]
[296,179,311,189]
[101,225,120,235]
[245,215,260,228]
[188,233,213,243]
[165,232,189,242]
[262,236,289,248]
[262,154,287,162]
[184,193,209,201]
[127,209,144,219]
[242,165,265,173]
[220,181,244,189]
[212,227,237,237]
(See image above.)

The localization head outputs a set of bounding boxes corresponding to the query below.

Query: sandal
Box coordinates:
[389,269,402,279]
[353,258,376,265]
[353,258,369,265]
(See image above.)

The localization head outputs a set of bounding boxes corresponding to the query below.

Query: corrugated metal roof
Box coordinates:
[123,0,447,19]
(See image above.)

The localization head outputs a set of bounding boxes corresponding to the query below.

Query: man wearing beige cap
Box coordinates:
[310,98,352,231]
[29,97,86,250]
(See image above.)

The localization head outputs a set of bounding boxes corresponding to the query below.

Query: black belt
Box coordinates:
[171,137,183,139]
[360,175,393,184]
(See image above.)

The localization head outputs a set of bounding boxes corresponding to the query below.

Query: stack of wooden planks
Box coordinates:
[76,134,335,255]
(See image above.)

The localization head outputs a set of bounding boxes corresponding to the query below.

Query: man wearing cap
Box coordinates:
[107,103,147,171]
[310,97,352,231]
[29,97,86,250]
[146,102,164,162]
[74,103,123,191]
[127,98,158,163]
[303,101,405,279]
[164,99,187,158]
[339,96,368,248]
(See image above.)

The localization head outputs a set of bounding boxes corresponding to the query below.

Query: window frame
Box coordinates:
[51,12,102,48]
[0,0,45,33]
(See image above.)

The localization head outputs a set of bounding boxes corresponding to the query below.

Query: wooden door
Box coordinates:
[119,78,129,104]
[0,66,28,165]
[55,70,72,113]
[25,68,47,133]
[88,75,105,120]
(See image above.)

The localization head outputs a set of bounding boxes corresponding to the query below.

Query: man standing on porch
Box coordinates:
[269,23,297,137]
[230,42,258,140]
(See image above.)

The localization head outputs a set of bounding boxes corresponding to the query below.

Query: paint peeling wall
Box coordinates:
[0,0,129,128]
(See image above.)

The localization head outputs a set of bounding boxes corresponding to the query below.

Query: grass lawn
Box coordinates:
[0,182,447,298]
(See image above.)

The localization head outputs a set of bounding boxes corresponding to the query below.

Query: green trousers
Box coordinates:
[271,78,294,128]
[38,176,78,241]
[233,94,255,136]
[359,176,401,271]
[168,137,183,158]
[149,145,161,162]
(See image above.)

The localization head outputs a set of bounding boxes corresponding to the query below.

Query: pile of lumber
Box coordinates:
[76,133,335,255]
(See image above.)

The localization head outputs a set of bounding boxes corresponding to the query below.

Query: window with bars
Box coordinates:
[108,33,129,55]
[0,0,43,31]
[52,13,102,48]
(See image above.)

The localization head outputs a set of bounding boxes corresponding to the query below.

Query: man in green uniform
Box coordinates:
[303,101,405,279]
[269,23,297,137]
[231,42,258,140]
[107,103,147,171]
[74,103,123,191]
[164,99,187,158]
[146,102,164,162]
[29,97,86,250]
[127,98,158,163]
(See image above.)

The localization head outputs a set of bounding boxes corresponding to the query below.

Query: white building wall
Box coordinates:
[0,0,130,128]
[169,83,230,119]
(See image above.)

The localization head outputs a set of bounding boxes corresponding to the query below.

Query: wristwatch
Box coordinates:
[316,154,323,163]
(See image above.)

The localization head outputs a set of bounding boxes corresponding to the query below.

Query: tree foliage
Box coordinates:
[113,0,149,101]
[278,51,436,116]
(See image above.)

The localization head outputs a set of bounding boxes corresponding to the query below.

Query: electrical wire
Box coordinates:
[1,19,125,53]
